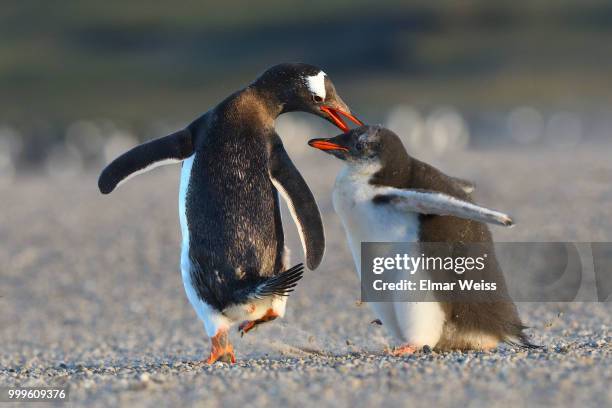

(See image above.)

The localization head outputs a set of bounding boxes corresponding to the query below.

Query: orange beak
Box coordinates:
[307,138,349,152]
[320,106,363,132]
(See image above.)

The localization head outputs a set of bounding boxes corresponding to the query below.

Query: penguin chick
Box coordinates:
[309,125,538,353]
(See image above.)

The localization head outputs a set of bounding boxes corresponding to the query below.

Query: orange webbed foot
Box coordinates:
[238,320,256,337]
[259,308,279,322]
[386,344,418,356]
[238,309,280,337]
[206,330,236,364]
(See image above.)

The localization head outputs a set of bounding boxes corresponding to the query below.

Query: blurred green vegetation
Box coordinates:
[1,0,612,124]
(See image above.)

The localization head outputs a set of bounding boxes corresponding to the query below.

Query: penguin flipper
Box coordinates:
[373,187,514,227]
[268,141,325,270]
[98,128,193,194]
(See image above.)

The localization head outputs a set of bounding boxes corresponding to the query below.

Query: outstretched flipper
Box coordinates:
[373,187,514,227]
[268,137,325,270]
[98,128,193,194]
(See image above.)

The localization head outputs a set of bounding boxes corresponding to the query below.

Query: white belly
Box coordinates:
[332,166,445,347]
[179,155,230,337]
[178,154,286,337]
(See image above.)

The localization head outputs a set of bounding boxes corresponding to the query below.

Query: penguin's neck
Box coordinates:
[368,153,413,189]
[220,87,283,131]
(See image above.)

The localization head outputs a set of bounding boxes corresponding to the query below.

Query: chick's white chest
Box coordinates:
[331,166,420,274]
[331,165,445,347]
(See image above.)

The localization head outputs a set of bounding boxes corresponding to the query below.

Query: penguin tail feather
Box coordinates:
[505,333,543,350]
[250,263,305,299]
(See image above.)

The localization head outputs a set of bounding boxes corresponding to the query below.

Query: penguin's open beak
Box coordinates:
[307,138,349,152]
[320,106,363,132]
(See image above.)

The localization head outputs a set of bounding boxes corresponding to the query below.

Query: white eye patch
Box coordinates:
[305,71,327,100]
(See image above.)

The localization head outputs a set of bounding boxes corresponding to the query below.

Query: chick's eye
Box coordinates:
[312,94,323,103]
[355,142,364,151]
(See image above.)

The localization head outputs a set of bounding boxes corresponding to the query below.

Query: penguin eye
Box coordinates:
[355,142,364,151]
[312,94,324,103]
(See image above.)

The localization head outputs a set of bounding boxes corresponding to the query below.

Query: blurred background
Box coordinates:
[1,0,612,179]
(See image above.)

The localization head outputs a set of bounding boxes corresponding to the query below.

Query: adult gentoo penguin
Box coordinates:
[98,63,363,364]
[309,125,537,353]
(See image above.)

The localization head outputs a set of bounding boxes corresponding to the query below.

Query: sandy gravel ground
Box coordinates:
[1,141,611,407]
